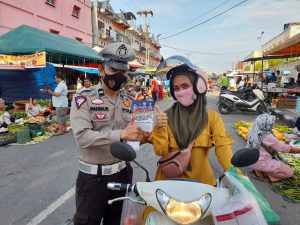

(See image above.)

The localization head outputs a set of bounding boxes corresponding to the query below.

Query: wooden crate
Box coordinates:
[277,98,296,108]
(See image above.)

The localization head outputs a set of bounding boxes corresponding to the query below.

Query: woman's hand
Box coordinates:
[155,105,168,129]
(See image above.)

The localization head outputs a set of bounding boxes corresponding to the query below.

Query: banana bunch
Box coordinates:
[272,129,286,142]
[235,121,254,141]
[234,121,289,143]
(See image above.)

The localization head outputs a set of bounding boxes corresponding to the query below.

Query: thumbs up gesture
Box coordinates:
[121,115,140,141]
[155,105,168,129]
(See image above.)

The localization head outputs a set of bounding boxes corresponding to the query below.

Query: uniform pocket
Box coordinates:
[76,172,97,196]
[122,112,132,122]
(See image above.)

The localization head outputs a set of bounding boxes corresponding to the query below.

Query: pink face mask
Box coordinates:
[174,87,195,106]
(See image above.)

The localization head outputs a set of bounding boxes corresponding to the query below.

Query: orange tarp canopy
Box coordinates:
[264,33,300,56]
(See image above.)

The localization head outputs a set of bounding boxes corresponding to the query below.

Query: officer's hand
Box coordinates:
[138,128,150,144]
[155,105,168,129]
[121,115,140,141]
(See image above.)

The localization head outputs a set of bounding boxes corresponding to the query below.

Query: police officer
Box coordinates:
[70,42,147,225]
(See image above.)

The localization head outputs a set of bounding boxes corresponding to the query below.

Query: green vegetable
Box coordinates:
[8,124,26,133]
[13,112,28,119]
[38,99,50,107]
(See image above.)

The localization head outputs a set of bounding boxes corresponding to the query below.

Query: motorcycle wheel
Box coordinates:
[218,103,232,114]
[257,102,270,114]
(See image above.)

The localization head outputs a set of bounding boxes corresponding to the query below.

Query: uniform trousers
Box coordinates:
[73,164,133,225]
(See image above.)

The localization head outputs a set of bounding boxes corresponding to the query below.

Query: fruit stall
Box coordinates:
[235,120,300,203]
[234,121,289,143]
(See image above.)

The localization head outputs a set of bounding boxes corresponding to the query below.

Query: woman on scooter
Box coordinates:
[247,114,300,182]
[143,56,236,222]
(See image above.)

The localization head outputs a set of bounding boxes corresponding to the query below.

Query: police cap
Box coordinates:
[99,42,136,71]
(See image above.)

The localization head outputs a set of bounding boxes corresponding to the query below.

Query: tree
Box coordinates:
[244,65,251,71]
[255,62,262,71]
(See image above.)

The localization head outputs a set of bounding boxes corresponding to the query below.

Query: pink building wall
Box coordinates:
[0,0,93,46]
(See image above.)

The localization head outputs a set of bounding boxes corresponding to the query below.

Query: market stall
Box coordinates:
[234,120,300,203]
[0,25,102,102]
[0,25,101,145]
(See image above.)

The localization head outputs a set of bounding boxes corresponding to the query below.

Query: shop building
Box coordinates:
[0,0,93,46]
[92,0,162,68]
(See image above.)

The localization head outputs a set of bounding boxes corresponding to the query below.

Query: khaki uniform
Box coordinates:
[70,83,132,165]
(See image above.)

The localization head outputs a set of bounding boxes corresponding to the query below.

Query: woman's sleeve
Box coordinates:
[262,134,291,153]
[148,126,170,156]
[210,111,234,171]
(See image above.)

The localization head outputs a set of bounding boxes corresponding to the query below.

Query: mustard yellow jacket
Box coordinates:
[149,109,234,185]
[142,110,234,223]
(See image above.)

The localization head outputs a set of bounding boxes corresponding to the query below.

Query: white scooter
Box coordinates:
[218,87,269,115]
[107,142,259,225]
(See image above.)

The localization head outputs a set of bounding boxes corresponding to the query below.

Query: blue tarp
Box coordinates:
[0,63,56,104]
[71,67,98,74]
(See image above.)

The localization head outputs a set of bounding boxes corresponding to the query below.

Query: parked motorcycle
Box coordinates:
[107,142,259,225]
[217,87,269,115]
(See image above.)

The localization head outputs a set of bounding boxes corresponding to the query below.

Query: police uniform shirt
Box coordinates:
[70,83,132,165]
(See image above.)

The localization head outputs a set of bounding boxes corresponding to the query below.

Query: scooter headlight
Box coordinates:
[156,189,212,225]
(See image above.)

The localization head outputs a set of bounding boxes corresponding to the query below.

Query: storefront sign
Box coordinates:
[0,52,46,69]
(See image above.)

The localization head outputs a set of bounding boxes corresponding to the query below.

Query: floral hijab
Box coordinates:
[246,114,276,148]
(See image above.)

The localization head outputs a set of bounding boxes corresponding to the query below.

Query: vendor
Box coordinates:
[83,77,92,89]
[285,77,297,89]
[26,98,50,118]
[0,105,15,128]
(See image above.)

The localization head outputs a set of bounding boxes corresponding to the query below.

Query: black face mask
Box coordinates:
[103,73,128,91]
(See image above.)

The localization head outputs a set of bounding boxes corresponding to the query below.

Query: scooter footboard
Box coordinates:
[145,211,214,225]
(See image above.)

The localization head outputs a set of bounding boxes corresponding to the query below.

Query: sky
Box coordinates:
[110,0,300,74]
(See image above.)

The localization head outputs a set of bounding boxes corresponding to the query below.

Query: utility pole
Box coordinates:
[137,10,153,69]
[91,0,98,47]
[257,31,264,73]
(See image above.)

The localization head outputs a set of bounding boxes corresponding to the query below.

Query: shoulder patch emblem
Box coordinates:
[91,98,104,105]
[75,96,87,110]
[123,100,130,107]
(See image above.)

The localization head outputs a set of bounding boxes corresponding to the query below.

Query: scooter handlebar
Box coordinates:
[107,182,137,194]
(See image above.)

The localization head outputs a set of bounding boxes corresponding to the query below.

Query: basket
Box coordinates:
[0,133,16,146]
[15,129,31,144]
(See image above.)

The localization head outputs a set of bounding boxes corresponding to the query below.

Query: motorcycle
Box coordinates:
[217,87,270,115]
[107,142,259,225]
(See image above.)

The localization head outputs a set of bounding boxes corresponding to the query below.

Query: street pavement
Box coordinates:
[0,93,299,225]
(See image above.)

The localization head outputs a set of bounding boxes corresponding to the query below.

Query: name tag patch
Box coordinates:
[122,108,132,113]
[90,106,109,111]
[94,113,107,120]
[91,98,104,105]
[75,96,87,109]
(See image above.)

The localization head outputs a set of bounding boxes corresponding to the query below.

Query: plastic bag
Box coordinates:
[212,170,268,225]
[120,191,145,225]
[227,167,280,224]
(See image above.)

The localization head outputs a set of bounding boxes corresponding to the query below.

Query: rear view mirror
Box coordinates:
[231,148,259,167]
[110,142,136,161]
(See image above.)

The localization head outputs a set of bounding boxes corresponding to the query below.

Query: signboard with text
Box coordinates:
[0,51,46,69]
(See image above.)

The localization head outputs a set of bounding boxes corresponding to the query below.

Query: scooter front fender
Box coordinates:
[146,211,213,225]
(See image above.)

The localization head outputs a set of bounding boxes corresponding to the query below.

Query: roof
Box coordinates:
[263,32,300,56]
[0,25,101,64]
[123,12,136,21]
